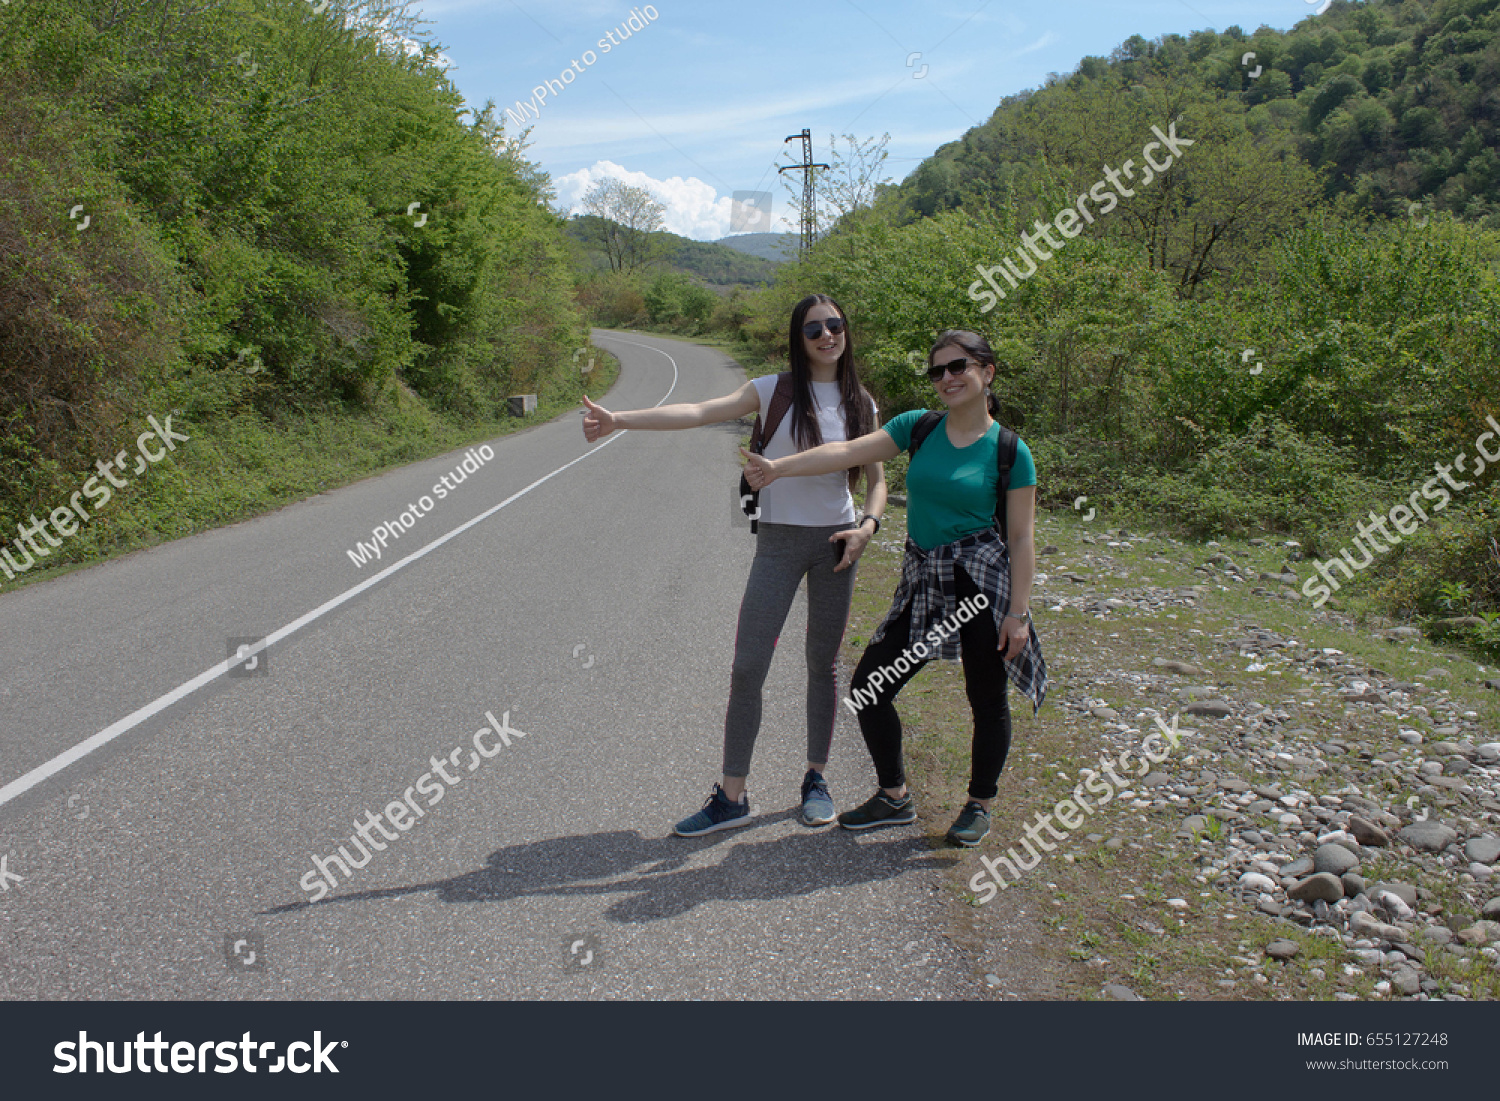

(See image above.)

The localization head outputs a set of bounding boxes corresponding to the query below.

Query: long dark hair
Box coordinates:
[928,329,1002,418]
[786,294,875,491]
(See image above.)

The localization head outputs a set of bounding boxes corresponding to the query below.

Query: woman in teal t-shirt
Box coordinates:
[741,329,1047,847]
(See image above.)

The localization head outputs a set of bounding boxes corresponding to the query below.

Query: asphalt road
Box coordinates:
[0,329,976,1000]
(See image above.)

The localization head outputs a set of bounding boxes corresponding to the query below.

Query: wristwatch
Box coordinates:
[858,514,882,535]
[1006,610,1031,623]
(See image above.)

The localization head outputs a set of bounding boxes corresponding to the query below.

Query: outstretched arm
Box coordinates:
[582,382,760,442]
[740,429,899,486]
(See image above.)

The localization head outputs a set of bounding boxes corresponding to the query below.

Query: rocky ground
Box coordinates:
[843,505,1500,1001]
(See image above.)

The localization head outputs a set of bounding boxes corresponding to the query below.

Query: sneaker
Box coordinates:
[945,801,991,847]
[673,784,754,837]
[838,789,916,831]
[800,769,836,827]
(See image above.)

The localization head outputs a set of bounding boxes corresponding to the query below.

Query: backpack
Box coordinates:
[908,411,1020,542]
[739,373,794,534]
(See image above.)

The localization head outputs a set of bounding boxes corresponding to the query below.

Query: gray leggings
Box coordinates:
[723,522,857,778]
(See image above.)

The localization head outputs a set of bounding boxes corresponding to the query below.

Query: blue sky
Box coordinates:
[410,0,1330,240]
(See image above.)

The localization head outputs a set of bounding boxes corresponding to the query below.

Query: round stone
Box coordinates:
[1398,821,1457,852]
[1288,873,1345,903]
[1466,837,1500,865]
[1314,843,1360,876]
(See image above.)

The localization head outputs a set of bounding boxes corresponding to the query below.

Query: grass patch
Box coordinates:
[0,347,621,593]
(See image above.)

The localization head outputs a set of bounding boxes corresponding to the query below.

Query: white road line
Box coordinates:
[0,337,681,812]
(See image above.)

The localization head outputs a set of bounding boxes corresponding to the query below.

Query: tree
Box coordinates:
[815,133,892,223]
[579,179,666,273]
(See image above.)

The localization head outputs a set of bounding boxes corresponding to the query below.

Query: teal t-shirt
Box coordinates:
[884,411,1036,550]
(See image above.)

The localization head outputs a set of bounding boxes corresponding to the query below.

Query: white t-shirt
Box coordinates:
[750,374,877,527]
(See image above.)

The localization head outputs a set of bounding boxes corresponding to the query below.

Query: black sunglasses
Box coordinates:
[927,357,977,382]
[801,317,847,340]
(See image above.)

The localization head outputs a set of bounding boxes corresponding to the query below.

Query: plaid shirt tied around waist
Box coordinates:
[870,528,1048,714]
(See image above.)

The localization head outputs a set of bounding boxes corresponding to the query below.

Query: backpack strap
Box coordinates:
[742,373,795,534]
[749,372,794,454]
[993,425,1019,542]
[908,410,944,456]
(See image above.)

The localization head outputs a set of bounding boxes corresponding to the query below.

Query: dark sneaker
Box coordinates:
[673,784,753,837]
[945,801,991,847]
[838,790,916,831]
[800,769,836,827]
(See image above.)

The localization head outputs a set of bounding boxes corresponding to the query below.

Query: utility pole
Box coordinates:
[778,129,828,257]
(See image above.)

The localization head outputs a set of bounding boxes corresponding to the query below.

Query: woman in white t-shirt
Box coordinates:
[581,294,886,835]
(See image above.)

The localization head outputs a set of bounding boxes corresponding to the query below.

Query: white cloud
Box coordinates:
[555,160,793,241]
[1010,31,1060,58]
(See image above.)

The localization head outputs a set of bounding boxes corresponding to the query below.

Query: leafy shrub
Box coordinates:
[1122,416,1381,538]
[643,271,716,328]
[1366,485,1500,626]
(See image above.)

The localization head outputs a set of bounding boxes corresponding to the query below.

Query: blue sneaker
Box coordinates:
[673,784,754,837]
[801,769,836,826]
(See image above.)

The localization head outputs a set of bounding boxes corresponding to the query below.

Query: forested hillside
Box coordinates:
[564,216,782,288]
[716,233,799,262]
[894,0,1499,226]
[3,0,1496,649]
[0,0,584,564]
[704,0,1500,647]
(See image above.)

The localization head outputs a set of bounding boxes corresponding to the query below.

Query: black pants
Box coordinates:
[850,564,1012,800]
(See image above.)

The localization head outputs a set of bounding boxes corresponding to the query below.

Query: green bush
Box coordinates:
[1366,485,1500,624]
[642,271,714,328]
[578,271,646,328]
[1122,416,1381,539]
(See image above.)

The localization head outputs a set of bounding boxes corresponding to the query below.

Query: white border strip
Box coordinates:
[0,336,679,811]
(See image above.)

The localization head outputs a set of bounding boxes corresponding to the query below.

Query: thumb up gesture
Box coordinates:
[739,447,779,491]
[581,395,615,442]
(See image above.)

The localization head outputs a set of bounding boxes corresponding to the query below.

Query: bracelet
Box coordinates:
[858,514,881,535]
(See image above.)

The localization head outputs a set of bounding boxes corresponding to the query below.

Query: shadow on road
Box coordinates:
[266,819,957,924]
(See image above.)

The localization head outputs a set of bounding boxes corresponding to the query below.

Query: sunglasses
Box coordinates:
[927,357,978,382]
[801,317,847,340]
